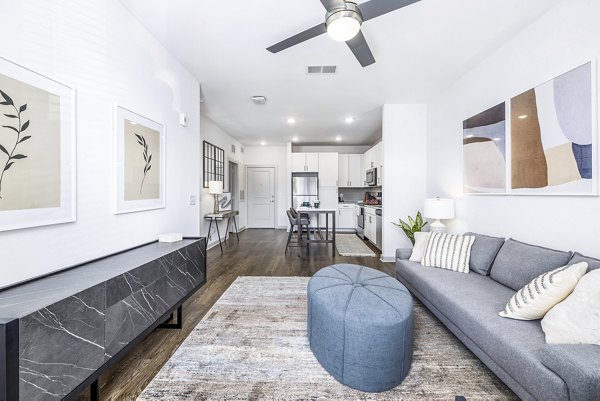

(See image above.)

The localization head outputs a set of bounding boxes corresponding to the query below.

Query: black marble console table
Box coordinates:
[0,238,207,401]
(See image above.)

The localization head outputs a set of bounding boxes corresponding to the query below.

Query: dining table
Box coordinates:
[296,206,336,258]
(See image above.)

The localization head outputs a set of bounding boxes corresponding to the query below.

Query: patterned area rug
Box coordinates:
[335,234,377,257]
[138,277,517,401]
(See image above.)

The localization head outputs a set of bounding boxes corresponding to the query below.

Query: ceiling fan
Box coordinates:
[267,0,421,67]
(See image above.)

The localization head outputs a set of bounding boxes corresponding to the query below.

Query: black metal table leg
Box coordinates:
[326,213,329,241]
[158,305,183,329]
[332,211,336,258]
[233,216,240,241]
[90,379,99,401]
[215,219,223,253]
[207,218,213,240]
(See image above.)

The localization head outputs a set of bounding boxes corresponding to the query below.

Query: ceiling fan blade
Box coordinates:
[358,0,422,22]
[267,23,328,53]
[320,0,345,11]
[346,31,375,67]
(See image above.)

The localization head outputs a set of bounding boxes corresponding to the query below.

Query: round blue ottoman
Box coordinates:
[307,264,413,392]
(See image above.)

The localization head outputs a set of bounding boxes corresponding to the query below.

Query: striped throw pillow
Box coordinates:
[421,233,475,274]
[499,262,588,320]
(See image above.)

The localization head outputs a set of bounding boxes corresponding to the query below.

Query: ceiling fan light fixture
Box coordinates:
[326,3,363,42]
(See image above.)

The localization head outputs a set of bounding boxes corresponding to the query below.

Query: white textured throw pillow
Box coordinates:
[409,232,430,262]
[541,269,600,344]
[421,233,475,274]
[499,262,588,320]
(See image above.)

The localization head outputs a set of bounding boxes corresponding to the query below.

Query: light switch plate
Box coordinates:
[189,195,197,205]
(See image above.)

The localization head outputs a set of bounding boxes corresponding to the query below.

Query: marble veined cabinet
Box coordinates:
[0,238,206,401]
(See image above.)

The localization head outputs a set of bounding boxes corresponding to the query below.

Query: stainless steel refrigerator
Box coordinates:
[292,172,319,210]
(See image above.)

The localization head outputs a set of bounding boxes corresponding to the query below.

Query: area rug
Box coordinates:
[335,234,377,257]
[138,277,517,401]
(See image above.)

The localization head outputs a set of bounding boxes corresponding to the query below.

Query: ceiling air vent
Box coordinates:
[231,144,236,154]
[306,65,337,75]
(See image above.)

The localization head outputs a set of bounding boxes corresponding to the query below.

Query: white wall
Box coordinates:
[382,104,428,261]
[200,116,245,248]
[244,145,288,229]
[427,0,600,257]
[0,0,201,288]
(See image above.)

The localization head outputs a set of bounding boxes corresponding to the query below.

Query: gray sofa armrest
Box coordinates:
[396,248,412,260]
[541,344,600,401]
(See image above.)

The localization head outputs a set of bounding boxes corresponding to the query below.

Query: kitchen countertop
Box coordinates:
[338,202,382,209]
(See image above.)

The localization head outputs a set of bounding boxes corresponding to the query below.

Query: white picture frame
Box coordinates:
[0,57,76,232]
[114,106,166,214]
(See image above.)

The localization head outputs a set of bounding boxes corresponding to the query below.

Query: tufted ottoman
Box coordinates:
[307,264,413,392]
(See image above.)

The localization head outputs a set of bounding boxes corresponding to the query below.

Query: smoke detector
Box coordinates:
[251,96,267,105]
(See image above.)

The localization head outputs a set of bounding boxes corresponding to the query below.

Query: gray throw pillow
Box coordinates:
[569,252,600,272]
[465,232,505,276]
[490,239,572,291]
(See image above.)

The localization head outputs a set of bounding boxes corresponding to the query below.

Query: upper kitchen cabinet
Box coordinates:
[318,152,338,187]
[291,152,319,172]
[339,154,363,187]
[362,143,382,186]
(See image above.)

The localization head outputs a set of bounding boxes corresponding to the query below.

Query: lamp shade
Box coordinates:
[424,198,455,220]
[208,181,223,195]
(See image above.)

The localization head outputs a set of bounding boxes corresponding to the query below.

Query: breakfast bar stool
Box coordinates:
[285,209,310,254]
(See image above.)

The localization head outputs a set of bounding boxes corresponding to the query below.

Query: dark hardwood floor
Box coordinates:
[80,229,394,400]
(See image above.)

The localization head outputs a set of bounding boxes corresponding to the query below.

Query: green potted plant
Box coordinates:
[392,212,427,245]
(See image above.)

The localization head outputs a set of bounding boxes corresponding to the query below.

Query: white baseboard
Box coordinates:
[380,255,396,263]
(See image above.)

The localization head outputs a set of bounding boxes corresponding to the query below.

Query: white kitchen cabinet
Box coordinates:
[338,154,363,187]
[364,207,377,244]
[306,153,319,171]
[348,154,362,187]
[362,143,383,187]
[318,153,338,186]
[338,154,349,187]
[291,153,319,172]
[337,204,355,229]
[291,153,306,172]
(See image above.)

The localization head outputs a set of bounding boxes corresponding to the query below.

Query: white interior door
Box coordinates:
[247,167,275,228]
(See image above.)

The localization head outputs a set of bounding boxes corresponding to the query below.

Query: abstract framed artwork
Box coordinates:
[463,103,507,194]
[511,62,596,195]
[0,57,76,232]
[114,106,165,214]
[218,192,232,211]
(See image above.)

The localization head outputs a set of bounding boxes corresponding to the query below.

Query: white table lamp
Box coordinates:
[208,181,223,214]
[424,198,455,233]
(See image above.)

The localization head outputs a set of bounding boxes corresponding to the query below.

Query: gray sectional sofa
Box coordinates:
[395,233,600,401]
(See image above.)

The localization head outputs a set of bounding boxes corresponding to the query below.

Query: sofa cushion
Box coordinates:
[569,252,600,272]
[465,232,505,276]
[499,262,588,320]
[396,260,569,401]
[490,239,572,291]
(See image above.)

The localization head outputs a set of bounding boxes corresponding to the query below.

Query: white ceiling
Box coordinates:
[120,0,562,146]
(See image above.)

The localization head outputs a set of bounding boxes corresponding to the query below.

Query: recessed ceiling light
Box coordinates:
[335,136,342,142]
[465,134,474,138]
[260,140,266,145]
[345,116,355,124]
[287,118,296,125]
[493,137,502,141]
[292,137,299,142]
[518,115,528,119]
[251,96,267,105]
[130,121,137,125]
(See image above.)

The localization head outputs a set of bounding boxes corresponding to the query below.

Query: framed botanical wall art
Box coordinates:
[511,62,596,195]
[115,106,165,214]
[463,102,507,194]
[0,57,76,232]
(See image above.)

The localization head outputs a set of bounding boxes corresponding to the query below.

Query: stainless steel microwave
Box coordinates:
[365,168,377,186]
